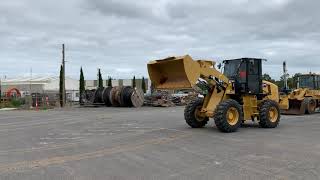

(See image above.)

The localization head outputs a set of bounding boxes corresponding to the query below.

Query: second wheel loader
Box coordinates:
[280,73,320,115]
[147,55,281,133]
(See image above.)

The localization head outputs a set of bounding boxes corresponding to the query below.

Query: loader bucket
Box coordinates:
[147,55,202,89]
[281,100,305,115]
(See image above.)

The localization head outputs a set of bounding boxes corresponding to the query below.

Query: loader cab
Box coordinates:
[223,58,263,97]
[297,74,320,90]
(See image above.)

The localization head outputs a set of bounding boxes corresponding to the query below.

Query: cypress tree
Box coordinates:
[98,69,103,88]
[79,67,85,104]
[108,76,112,87]
[0,80,1,104]
[59,65,63,107]
[132,75,136,88]
[141,76,146,93]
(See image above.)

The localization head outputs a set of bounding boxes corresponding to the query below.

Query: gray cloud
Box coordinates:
[1,0,319,80]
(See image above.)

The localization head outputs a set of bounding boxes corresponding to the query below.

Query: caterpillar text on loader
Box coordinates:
[280,73,320,115]
[147,55,280,133]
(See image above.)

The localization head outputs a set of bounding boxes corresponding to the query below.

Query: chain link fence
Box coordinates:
[1,90,80,109]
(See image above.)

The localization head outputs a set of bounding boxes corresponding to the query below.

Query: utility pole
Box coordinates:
[62,44,66,107]
[29,68,32,108]
[29,68,32,95]
[283,61,288,90]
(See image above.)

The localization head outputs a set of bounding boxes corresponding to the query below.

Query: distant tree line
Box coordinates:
[262,73,301,90]
[78,68,147,99]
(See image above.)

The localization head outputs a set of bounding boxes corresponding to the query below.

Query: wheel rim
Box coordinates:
[309,100,316,112]
[194,106,206,122]
[269,107,279,123]
[226,107,239,126]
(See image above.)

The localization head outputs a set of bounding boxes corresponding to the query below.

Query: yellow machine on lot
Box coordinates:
[147,55,281,133]
[280,73,320,115]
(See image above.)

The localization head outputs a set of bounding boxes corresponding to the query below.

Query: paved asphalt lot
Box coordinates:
[0,107,319,180]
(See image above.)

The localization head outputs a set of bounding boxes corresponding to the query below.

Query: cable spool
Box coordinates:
[107,86,144,107]
[126,88,135,107]
[114,86,124,106]
[93,87,104,104]
[131,88,144,107]
[121,86,134,107]
[102,87,112,106]
[83,89,96,104]
[109,86,121,106]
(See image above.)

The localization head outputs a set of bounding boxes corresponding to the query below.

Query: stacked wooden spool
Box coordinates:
[92,86,144,108]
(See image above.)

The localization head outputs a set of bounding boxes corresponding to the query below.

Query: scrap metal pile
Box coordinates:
[82,86,144,108]
[144,91,198,107]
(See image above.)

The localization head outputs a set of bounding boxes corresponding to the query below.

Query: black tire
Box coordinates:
[259,100,280,128]
[213,99,243,133]
[184,98,209,128]
[303,98,316,114]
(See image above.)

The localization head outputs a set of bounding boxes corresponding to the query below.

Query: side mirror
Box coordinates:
[217,63,222,70]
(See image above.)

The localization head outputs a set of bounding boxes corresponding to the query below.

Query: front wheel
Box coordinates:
[184,98,209,128]
[259,100,280,128]
[304,98,316,114]
[214,99,243,133]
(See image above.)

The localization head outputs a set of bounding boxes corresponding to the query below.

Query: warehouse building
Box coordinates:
[1,76,80,102]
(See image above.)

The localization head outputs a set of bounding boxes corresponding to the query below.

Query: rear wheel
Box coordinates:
[184,98,209,128]
[304,98,316,114]
[259,100,280,128]
[214,99,243,133]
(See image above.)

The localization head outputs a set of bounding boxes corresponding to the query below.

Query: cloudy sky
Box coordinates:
[1,0,319,80]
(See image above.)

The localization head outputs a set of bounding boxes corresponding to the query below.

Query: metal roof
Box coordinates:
[1,76,72,85]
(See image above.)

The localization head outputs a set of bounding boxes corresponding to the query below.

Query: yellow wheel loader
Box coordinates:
[280,73,320,115]
[147,55,280,133]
